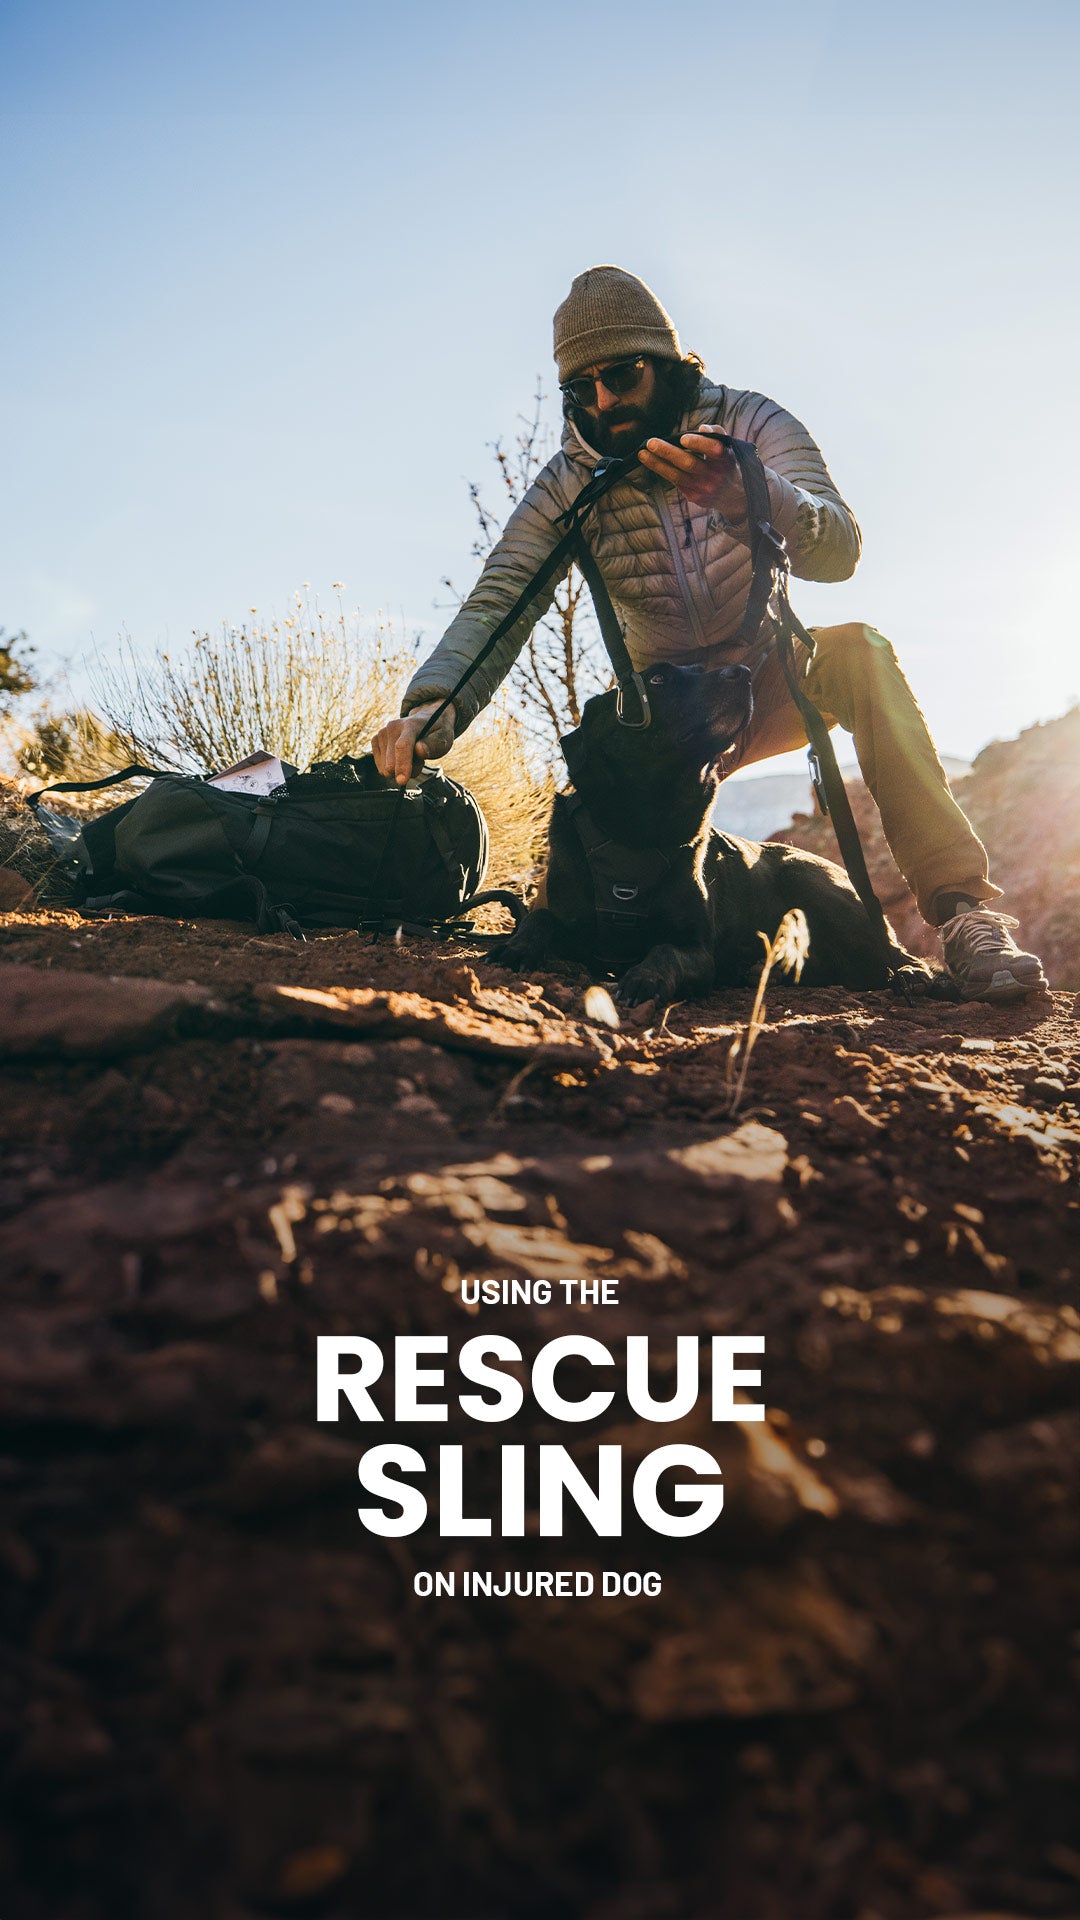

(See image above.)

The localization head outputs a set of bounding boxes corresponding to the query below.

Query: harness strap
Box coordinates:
[414,451,642,752]
[572,531,651,728]
[716,433,893,961]
[566,792,673,954]
[236,799,276,873]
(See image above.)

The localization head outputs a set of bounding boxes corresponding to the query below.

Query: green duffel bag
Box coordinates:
[28,754,514,937]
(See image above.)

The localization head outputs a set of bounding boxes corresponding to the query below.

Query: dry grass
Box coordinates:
[94,596,412,774]
[724,909,810,1114]
[0,776,71,903]
[442,714,554,894]
[1,594,553,902]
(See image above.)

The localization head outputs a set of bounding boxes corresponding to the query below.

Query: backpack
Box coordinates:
[29,755,498,937]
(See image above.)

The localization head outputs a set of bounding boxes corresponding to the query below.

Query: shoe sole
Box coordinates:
[958,965,1049,1005]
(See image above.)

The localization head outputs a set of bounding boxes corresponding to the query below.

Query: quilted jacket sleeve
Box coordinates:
[400,461,575,733]
[728,391,861,583]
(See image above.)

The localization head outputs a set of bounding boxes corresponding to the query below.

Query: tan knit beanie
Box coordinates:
[553,266,682,383]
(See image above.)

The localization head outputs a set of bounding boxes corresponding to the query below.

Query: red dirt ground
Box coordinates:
[1,907,1078,1920]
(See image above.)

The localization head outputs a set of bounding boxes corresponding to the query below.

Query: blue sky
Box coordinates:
[3,0,1077,765]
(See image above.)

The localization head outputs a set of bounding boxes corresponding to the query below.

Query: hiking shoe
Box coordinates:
[939,909,1049,1003]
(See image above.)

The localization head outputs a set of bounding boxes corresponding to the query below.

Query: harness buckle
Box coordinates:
[616,671,651,730]
[757,520,788,567]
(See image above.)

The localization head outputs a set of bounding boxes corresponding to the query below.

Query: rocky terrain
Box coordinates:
[1,892,1077,1920]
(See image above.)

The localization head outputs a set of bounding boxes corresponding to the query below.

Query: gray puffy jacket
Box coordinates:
[401,378,860,733]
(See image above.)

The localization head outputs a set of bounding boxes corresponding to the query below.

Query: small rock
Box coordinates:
[396,1092,450,1124]
[826,1096,884,1140]
[1027,1075,1066,1100]
[0,964,210,1059]
[318,1091,356,1115]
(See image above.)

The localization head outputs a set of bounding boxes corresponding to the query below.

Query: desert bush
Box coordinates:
[82,592,553,894]
[442,711,554,894]
[14,708,134,785]
[0,776,65,902]
[95,593,407,774]
[0,629,37,716]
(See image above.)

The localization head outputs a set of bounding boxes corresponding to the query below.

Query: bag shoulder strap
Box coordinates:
[26,763,178,810]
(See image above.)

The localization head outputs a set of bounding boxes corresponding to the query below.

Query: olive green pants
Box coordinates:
[731,623,999,924]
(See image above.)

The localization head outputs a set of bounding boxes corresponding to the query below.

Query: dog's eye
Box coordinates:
[648,673,665,686]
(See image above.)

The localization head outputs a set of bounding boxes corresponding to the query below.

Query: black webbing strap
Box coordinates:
[773,616,891,951]
[716,432,892,959]
[412,449,643,752]
[366,451,646,929]
[572,530,651,728]
[26,762,176,808]
[237,800,276,873]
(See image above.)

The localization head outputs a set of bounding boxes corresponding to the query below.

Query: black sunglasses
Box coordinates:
[560,357,649,409]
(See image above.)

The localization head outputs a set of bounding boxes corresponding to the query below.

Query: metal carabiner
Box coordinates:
[615,671,651,730]
[807,747,829,816]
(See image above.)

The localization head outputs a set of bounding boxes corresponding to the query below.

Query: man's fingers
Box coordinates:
[372,724,396,777]
[372,701,455,783]
[639,450,696,487]
[680,432,728,460]
[394,722,422,784]
[642,437,700,472]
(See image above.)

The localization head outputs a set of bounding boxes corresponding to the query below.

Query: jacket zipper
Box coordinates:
[654,485,708,647]
[685,498,713,604]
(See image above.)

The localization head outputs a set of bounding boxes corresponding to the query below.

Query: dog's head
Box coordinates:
[561,661,753,846]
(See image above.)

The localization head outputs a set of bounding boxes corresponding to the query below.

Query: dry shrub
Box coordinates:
[95,596,407,774]
[80,594,554,896]
[0,775,60,900]
[13,709,134,786]
[442,714,554,893]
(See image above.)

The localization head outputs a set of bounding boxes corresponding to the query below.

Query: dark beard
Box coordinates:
[570,369,685,459]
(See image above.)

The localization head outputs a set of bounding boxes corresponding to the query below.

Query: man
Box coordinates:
[373,265,1048,1003]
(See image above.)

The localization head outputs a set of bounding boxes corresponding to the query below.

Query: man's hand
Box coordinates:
[638,426,749,521]
[371,701,456,786]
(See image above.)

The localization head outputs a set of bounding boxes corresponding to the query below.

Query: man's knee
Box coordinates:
[810,622,898,671]
[805,622,900,714]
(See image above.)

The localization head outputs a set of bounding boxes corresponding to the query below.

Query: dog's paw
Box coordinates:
[617,963,676,1008]
[890,963,960,1003]
[493,940,536,974]
[491,930,550,975]
[924,970,963,1002]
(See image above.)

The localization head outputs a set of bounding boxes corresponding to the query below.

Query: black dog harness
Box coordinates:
[563,792,674,965]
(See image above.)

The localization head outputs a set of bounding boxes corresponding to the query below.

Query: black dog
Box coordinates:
[496,660,942,1006]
